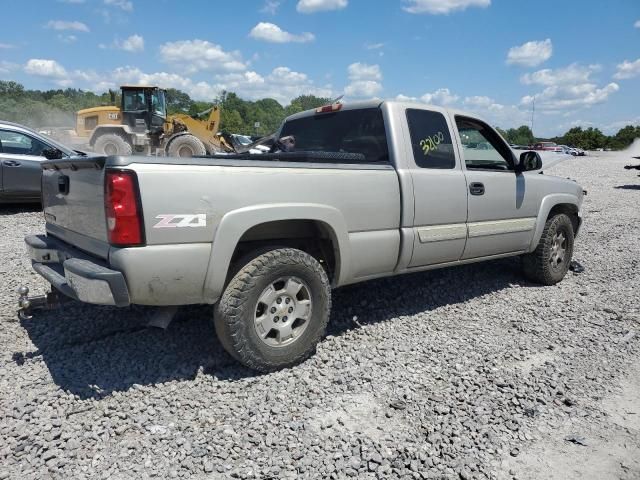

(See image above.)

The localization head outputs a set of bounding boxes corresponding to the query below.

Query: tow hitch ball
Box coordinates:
[16,286,61,320]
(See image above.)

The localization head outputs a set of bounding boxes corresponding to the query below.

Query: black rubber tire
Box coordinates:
[167,135,207,157]
[94,133,133,156]
[522,213,575,285]
[214,248,331,372]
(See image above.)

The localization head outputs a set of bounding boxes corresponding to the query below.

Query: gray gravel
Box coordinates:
[1,153,639,480]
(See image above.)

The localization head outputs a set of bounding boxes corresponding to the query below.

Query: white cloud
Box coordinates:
[506,39,552,67]
[297,0,348,13]
[345,62,382,97]
[58,34,78,43]
[46,20,90,32]
[159,40,246,74]
[634,19,640,28]
[104,0,133,11]
[421,88,459,105]
[345,81,382,97]
[521,63,601,86]
[402,0,490,14]
[394,90,528,127]
[365,42,385,50]
[347,62,382,81]
[116,34,144,52]
[613,58,640,80]
[0,43,15,49]
[249,22,315,43]
[521,82,619,111]
[29,60,331,104]
[24,59,68,78]
[261,0,281,14]
[395,93,418,102]
[0,61,19,74]
[463,95,493,108]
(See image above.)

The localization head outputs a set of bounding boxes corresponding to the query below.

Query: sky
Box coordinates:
[0,0,639,137]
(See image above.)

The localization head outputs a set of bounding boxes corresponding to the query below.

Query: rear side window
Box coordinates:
[279,108,389,163]
[406,109,455,169]
[0,129,50,156]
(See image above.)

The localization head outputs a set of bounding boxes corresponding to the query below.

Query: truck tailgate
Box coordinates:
[41,156,110,258]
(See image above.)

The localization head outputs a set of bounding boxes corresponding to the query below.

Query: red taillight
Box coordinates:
[105,170,144,246]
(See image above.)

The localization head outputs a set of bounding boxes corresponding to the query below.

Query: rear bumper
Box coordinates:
[26,235,130,307]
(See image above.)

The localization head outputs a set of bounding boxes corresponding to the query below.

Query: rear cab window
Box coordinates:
[279,108,389,163]
[405,109,456,169]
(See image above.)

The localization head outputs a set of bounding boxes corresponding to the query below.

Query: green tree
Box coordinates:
[285,95,332,116]
[165,88,193,114]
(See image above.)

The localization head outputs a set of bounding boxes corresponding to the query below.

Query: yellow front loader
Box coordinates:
[68,86,233,156]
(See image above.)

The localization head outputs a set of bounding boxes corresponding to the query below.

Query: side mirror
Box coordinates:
[516,151,542,172]
[42,148,64,160]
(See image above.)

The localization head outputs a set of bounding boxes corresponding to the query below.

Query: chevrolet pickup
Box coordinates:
[22,100,584,371]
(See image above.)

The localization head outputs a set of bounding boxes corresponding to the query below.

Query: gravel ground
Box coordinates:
[1,152,639,480]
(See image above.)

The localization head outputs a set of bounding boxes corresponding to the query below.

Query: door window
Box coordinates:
[0,130,50,156]
[455,117,513,171]
[406,109,456,169]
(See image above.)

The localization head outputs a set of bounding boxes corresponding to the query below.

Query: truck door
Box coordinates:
[451,115,540,259]
[404,108,468,267]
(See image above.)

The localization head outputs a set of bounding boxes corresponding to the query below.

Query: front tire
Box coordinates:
[214,248,331,372]
[522,213,575,285]
[167,135,207,157]
[94,133,133,156]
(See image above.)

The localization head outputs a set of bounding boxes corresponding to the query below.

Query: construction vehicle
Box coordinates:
[53,86,233,157]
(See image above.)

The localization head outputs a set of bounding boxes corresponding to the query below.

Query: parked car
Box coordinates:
[571,146,586,156]
[0,121,84,203]
[532,142,563,153]
[22,101,584,371]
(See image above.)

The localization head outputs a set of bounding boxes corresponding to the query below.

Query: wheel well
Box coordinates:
[548,203,579,233]
[90,127,131,146]
[229,220,338,282]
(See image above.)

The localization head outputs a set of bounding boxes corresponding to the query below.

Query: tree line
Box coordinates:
[0,80,637,149]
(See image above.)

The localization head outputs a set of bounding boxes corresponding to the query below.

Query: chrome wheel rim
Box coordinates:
[549,231,566,269]
[254,277,312,348]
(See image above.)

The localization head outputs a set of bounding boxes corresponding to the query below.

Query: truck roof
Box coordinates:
[284,100,487,125]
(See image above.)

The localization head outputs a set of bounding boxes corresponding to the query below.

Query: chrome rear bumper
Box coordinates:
[25,234,130,307]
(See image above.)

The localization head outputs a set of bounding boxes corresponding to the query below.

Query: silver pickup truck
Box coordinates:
[23,100,584,371]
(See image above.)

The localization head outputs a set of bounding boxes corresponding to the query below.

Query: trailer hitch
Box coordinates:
[16,286,65,320]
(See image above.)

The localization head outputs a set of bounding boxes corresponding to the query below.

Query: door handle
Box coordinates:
[469,182,485,196]
[3,160,21,167]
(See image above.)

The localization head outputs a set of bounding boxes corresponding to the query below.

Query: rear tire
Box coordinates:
[522,213,575,285]
[214,248,331,372]
[167,135,207,157]
[94,133,133,156]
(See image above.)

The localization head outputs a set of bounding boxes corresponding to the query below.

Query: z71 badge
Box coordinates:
[154,214,207,228]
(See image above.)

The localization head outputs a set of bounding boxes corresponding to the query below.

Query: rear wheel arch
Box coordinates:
[202,205,351,303]
[227,219,339,283]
